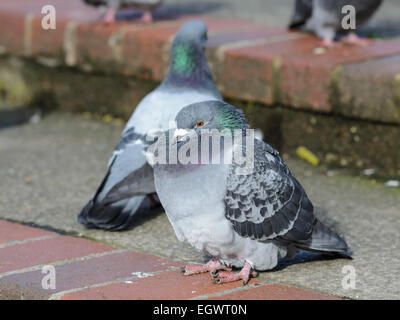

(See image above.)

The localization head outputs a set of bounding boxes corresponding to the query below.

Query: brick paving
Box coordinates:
[0,0,399,123]
[0,220,339,300]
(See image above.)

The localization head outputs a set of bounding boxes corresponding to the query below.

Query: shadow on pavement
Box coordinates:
[116,2,225,22]
[0,108,41,130]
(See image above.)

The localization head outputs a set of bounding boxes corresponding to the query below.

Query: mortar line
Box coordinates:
[63,21,79,66]
[0,234,59,249]
[24,13,35,57]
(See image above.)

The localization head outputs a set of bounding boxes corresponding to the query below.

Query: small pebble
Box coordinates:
[313,47,326,55]
[350,126,358,134]
[384,180,400,188]
[326,171,335,177]
[363,169,376,176]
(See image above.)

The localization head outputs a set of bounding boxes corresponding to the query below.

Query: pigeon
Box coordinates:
[78,21,222,231]
[151,100,352,284]
[289,0,383,47]
[83,0,163,24]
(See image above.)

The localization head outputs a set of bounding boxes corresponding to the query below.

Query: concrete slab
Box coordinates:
[0,113,399,299]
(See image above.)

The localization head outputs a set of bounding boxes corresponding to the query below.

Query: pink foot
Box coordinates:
[321,37,341,49]
[101,7,116,25]
[213,261,258,285]
[342,33,372,46]
[181,258,232,277]
[135,11,153,24]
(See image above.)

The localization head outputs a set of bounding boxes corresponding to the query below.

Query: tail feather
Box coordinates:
[78,195,147,231]
[296,220,353,259]
[288,0,313,30]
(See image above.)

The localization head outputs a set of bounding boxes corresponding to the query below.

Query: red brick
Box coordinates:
[0,221,56,245]
[122,23,182,80]
[30,17,67,57]
[207,27,287,48]
[0,251,182,299]
[0,11,26,54]
[0,236,115,274]
[0,0,99,56]
[61,270,260,300]
[206,27,289,86]
[0,0,99,22]
[222,36,400,112]
[194,16,258,35]
[120,16,260,81]
[75,22,131,67]
[279,39,400,111]
[210,283,340,300]
[335,55,400,123]
[221,34,317,104]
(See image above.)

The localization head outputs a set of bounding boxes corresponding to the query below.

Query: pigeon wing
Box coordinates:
[78,128,155,230]
[224,140,316,242]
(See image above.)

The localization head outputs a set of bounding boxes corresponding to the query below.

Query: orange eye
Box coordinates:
[196,121,204,127]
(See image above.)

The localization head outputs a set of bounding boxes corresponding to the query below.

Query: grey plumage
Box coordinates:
[289,0,383,40]
[152,100,351,272]
[78,21,222,230]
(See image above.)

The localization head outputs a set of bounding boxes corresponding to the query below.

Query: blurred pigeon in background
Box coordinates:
[83,0,163,24]
[152,100,352,284]
[78,21,222,230]
[289,0,383,47]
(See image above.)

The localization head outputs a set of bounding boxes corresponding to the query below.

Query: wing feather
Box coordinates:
[224,140,316,242]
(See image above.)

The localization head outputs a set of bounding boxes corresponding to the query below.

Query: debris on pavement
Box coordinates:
[296,146,320,166]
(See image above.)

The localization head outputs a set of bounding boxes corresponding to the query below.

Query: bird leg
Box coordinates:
[321,37,341,48]
[341,32,371,46]
[213,261,258,285]
[136,11,153,24]
[181,258,231,277]
[101,7,116,25]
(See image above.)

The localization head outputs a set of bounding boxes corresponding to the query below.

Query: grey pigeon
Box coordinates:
[289,0,383,46]
[83,0,162,24]
[78,21,222,230]
[151,100,351,284]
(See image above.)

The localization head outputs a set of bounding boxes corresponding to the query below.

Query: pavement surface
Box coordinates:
[0,112,399,299]
[162,0,400,38]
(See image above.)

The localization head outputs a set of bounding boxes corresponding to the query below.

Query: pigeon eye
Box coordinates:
[196,121,204,128]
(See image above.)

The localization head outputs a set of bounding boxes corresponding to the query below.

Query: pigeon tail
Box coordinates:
[297,220,353,259]
[78,195,147,231]
[288,0,313,30]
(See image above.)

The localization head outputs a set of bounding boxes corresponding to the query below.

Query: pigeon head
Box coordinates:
[171,20,207,74]
[175,100,248,132]
[163,21,217,91]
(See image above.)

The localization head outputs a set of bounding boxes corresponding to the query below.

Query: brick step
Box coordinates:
[0,0,399,124]
[0,220,339,300]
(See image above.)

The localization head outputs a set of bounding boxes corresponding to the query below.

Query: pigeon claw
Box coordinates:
[181,258,231,277]
[342,33,372,47]
[100,7,116,26]
[136,11,153,24]
[321,38,342,49]
[213,261,256,286]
